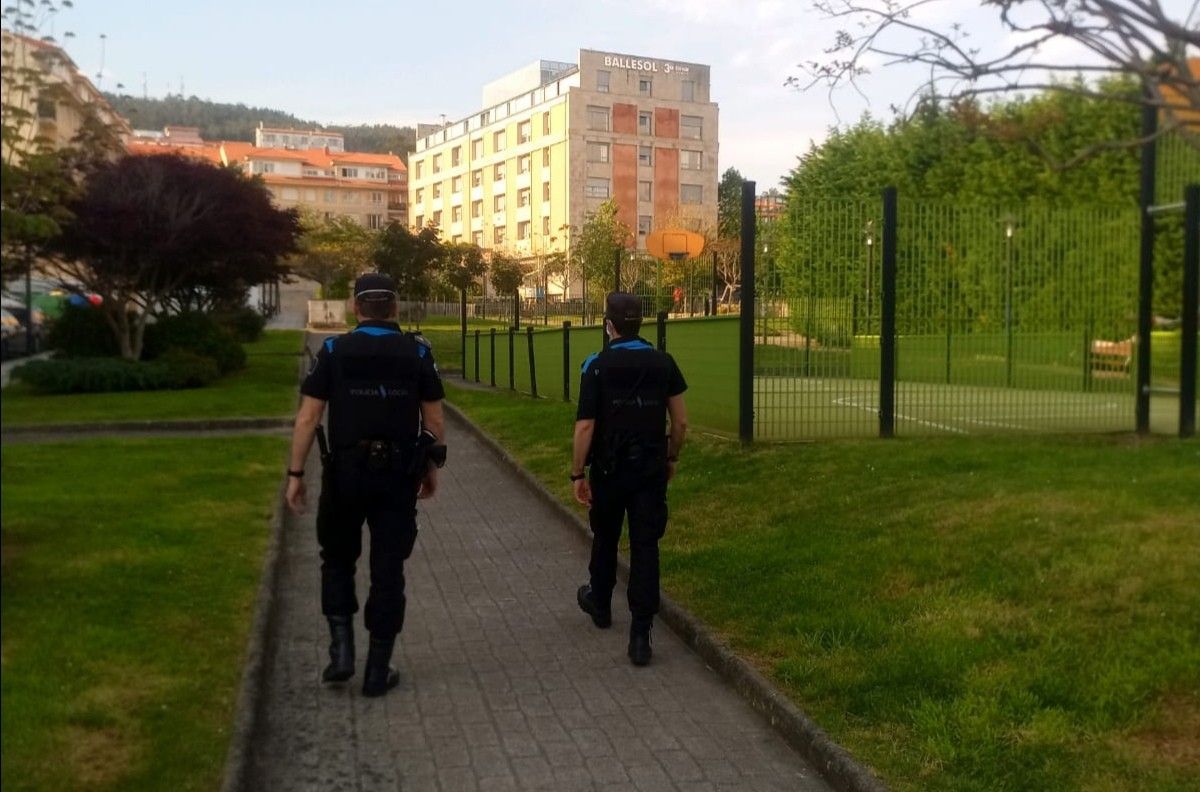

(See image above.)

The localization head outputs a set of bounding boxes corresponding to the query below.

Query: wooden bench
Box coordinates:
[1090,337,1134,376]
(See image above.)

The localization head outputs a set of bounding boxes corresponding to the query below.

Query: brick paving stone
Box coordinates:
[245,359,833,791]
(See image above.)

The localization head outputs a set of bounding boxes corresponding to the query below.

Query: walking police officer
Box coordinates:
[286,273,447,697]
[573,292,689,665]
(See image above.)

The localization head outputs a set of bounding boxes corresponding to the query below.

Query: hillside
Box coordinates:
[105,93,417,156]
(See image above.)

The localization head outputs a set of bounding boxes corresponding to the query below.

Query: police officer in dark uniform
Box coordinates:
[572,292,689,666]
[286,272,446,697]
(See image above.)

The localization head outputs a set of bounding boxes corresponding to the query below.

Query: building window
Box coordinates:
[638,215,652,236]
[306,189,317,201]
[596,70,610,93]
[638,78,652,96]
[542,216,551,235]
[370,191,384,204]
[282,187,299,200]
[681,184,703,204]
[586,141,610,163]
[494,194,506,212]
[681,80,695,102]
[414,160,423,179]
[452,146,462,166]
[494,226,506,244]
[681,150,702,170]
[432,183,442,199]
[452,235,462,244]
[415,188,424,203]
[252,161,276,174]
[587,105,610,132]
[342,166,361,178]
[472,138,484,158]
[585,177,610,199]
[472,200,483,218]
[325,189,337,203]
[473,230,483,246]
[493,130,506,150]
[472,169,483,188]
[543,182,551,201]
[432,154,443,174]
[368,214,383,230]
[542,113,551,135]
[517,220,530,240]
[518,120,531,144]
[452,205,463,222]
[638,146,653,166]
[638,181,651,202]
[342,192,357,203]
[518,154,531,174]
[415,214,424,227]
[681,115,703,140]
[452,175,463,193]
[494,162,505,181]
[542,148,551,167]
[432,210,442,225]
[638,111,653,136]
[518,187,531,207]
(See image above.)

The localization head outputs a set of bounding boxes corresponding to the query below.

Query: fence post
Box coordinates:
[880,186,898,438]
[1180,184,1199,439]
[508,326,515,389]
[489,328,496,387]
[1136,99,1157,434]
[614,248,622,294]
[739,180,756,444]
[656,311,667,351]
[711,249,719,316]
[526,326,538,398]
[563,320,572,402]
[460,288,467,380]
[514,292,521,331]
[474,329,481,383]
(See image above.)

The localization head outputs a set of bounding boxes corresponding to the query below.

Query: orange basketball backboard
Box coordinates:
[646,228,706,261]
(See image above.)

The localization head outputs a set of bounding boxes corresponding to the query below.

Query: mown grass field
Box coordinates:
[0,435,287,792]
[1,330,303,426]
[445,381,1200,791]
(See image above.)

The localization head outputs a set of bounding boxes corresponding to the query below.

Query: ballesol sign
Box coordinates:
[602,54,691,75]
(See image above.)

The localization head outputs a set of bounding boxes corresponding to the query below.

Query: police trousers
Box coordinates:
[317,451,420,638]
[587,468,669,625]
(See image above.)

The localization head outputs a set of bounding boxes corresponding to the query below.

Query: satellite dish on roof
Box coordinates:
[645,228,706,262]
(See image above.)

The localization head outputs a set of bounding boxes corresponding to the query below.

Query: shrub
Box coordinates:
[160,349,221,388]
[13,357,172,394]
[47,304,121,358]
[144,312,246,374]
[214,306,267,343]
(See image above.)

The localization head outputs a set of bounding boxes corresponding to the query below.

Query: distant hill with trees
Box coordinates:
[104,94,416,156]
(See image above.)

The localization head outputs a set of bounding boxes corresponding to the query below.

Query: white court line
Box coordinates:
[832,397,970,435]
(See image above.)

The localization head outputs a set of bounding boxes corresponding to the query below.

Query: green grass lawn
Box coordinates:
[445,381,1200,792]
[0,435,287,792]
[1,330,303,426]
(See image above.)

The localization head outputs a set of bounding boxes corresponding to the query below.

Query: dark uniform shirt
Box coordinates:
[577,336,687,465]
[302,320,445,447]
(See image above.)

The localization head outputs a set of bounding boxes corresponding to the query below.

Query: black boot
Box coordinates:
[628,620,652,666]
[321,615,354,683]
[577,584,612,628]
[362,635,400,697]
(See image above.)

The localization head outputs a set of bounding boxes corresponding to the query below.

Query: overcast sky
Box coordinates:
[44,0,1196,188]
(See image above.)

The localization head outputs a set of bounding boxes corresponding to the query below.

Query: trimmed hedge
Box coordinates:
[214,306,267,343]
[47,304,121,358]
[11,354,220,394]
[143,312,245,374]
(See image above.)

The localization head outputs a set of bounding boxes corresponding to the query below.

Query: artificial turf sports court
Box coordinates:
[462,316,1195,440]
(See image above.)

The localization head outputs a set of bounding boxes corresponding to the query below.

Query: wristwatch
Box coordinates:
[570,472,586,482]
[287,468,305,478]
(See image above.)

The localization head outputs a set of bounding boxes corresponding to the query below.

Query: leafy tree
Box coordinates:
[373,222,444,302]
[291,212,378,298]
[489,251,527,301]
[717,167,746,240]
[442,242,488,297]
[51,154,299,359]
[574,199,631,287]
[797,0,1199,156]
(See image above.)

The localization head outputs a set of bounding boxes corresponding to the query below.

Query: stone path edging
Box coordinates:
[443,400,890,792]
[2,417,292,436]
[220,476,289,792]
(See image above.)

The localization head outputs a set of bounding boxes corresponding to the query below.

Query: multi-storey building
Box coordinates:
[255,123,345,152]
[0,29,130,161]
[127,134,407,228]
[408,49,718,287]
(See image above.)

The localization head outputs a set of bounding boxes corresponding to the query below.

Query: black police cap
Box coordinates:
[605,292,642,322]
[354,272,397,302]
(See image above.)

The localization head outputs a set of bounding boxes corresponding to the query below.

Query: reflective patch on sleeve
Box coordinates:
[580,351,600,375]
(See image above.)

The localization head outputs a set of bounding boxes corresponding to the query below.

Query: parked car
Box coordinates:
[0,305,46,357]
[0,308,23,359]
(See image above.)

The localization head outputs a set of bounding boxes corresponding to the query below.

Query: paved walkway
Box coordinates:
[246,411,831,791]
